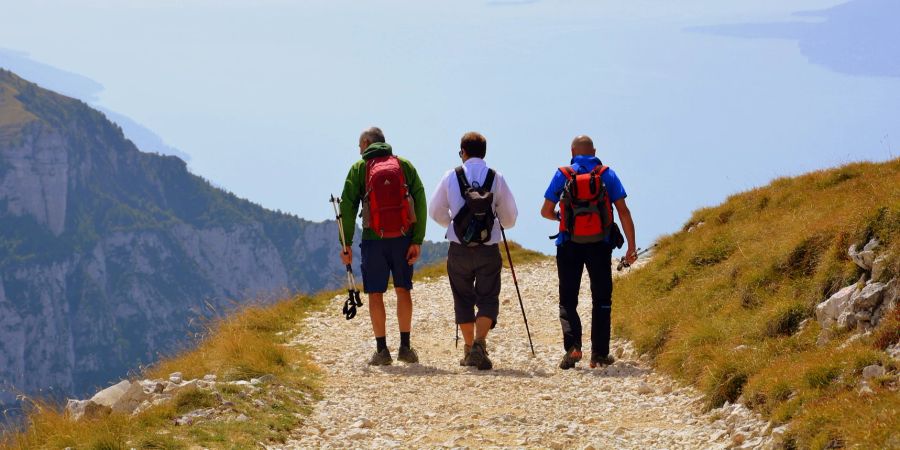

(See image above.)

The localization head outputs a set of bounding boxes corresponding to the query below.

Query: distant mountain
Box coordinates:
[0,48,191,161]
[0,69,446,407]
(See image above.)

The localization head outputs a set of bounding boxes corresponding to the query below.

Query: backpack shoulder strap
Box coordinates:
[482,169,496,191]
[559,166,576,180]
[454,166,470,197]
[363,159,375,195]
[592,165,609,176]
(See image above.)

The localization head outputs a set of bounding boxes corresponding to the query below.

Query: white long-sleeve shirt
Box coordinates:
[428,157,518,245]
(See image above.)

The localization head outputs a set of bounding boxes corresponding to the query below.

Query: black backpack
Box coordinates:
[452,166,496,245]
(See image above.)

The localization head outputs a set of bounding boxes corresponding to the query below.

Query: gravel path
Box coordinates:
[278,259,772,449]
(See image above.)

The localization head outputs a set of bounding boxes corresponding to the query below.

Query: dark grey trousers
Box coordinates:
[447,243,502,325]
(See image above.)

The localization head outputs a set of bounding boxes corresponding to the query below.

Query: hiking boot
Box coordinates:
[397,346,419,364]
[558,348,583,370]
[589,354,615,368]
[468,339,493,370]
[460,345,476,367]
[368,348,393,366]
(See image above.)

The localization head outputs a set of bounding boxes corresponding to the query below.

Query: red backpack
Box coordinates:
[558,165,614,243]
[362,155,416,238]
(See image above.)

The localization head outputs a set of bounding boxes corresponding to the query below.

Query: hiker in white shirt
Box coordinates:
[429,131,518,370]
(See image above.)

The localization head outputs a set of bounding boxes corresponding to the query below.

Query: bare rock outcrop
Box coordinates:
[816,238,898,342]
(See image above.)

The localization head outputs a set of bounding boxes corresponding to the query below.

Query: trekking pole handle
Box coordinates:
[616,245,656,271]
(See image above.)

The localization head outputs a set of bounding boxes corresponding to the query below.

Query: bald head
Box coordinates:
[571,135,595,156]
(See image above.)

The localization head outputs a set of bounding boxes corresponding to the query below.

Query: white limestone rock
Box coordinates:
[862,365,886,380]
[90,380,149,414]
[852,282,887,310]
[849,239,879,271]
[65,399,111,421]
[816,285,856,327]
[837,310,857,330]
[872,254,890,281]
[864,238,881,252]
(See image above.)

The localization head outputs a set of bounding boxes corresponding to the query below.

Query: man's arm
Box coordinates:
[404,161,427,264]
[541,169,565,222]
[338,163,363,264]
[407,164,428,246]
[541,199,559,221]
[428,173,452,228]
[494,173,518,228]
[614,198,637,264]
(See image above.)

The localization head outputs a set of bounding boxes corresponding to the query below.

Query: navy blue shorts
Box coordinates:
[360,237,415,294]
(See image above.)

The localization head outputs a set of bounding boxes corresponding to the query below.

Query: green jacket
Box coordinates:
[340,142,427,245]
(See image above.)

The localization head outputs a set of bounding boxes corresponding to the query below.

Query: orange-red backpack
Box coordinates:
[558,164,614,243]
[361,155,416,238]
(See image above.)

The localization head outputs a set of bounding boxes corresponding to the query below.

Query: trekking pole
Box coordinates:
[616,244,656,271]
[329,195,363,320]
[497,218,536,357]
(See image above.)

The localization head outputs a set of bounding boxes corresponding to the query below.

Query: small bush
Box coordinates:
[770,380,794,403]
[872,308,900,350]
[804,365,841,389]
[779,235,830,279]
[741,289,762,309]
[705,364,749,409]
[817,169,858,189]
[134,435,185,450]
[690,237,736,267]
[765,304,808,337]
[173,388,217,414]
[717,209,735,225]
[664,271,685,291]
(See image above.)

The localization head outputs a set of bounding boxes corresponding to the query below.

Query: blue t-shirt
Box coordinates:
[544,155,627,246]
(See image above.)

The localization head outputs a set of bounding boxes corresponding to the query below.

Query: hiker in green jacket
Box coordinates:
[339,127,428,365]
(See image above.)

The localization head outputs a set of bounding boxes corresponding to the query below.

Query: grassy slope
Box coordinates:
[0,75,37,134]
[614,159,900,448]
[1,242,542,449]
[3,294,327,449]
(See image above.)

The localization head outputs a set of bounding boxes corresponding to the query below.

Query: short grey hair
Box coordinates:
[360,127,385,144]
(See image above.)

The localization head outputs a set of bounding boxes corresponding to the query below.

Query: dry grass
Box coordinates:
[0,75,38,132]
[1,293,328,449]
[613,158,900,448]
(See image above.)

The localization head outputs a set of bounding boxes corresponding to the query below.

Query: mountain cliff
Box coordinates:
[0,69,446,407]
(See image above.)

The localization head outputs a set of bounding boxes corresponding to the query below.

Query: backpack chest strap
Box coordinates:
[454,166,496,196]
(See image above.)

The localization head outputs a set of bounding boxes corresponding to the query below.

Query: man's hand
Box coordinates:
[340,246,352,266]
[406,244,421,265]
[624,247,638,265]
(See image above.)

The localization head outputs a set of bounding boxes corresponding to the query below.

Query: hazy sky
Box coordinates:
[2,0,898,254]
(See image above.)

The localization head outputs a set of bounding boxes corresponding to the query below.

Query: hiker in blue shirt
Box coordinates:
[541,135,637,370]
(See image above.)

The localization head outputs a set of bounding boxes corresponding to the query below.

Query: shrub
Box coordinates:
[690,237,736,267]
[765,303,809,337]
[803,365,841,389]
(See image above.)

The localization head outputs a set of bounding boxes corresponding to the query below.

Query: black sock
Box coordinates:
[376,336,387,352]
[400,332,411,349]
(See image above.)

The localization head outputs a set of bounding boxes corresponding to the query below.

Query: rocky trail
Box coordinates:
[278,259,775,449]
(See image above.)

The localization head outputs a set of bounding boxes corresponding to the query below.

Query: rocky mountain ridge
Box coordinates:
[0,69,445,408]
